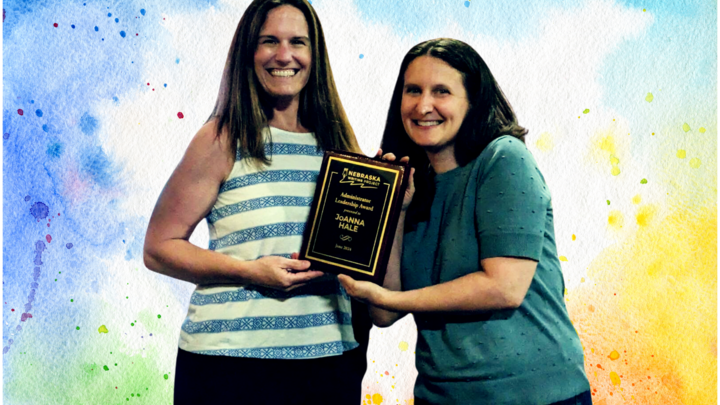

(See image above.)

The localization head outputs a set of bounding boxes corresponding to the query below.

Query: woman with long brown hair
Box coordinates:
[144,1,368,403]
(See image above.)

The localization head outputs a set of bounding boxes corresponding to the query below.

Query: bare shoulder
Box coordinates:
[183,119,235,182]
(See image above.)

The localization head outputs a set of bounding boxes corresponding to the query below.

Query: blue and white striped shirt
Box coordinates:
[179,127,358,359]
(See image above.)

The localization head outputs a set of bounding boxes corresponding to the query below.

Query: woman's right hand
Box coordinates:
[244,255,324,292]
[376,149,415,211]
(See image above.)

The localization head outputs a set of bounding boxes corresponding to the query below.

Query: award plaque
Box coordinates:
[300,150,410,284]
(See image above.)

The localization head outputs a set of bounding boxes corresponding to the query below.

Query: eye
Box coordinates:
[260,37,277,45]
[404,86,421,95]
[434,88,450,95]
[291,39,307,46]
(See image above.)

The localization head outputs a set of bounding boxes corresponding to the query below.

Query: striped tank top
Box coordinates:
[179,126,358,359]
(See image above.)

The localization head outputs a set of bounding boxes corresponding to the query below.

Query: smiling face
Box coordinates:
[401,56,470,157]
[253,5,311,103]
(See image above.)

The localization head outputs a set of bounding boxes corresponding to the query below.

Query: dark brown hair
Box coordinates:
[380,38,528,223]
[209,0,358,163]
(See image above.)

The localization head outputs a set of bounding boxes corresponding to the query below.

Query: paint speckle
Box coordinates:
[610,371,621,386]
[114,18,119,23]
[535,132,554,152]
[53,23,58,28]
[699,127,706,133]
[30,202,49,220]
[177,112,184,119]
[76,326,80,330]
[464,1,470,7]
[559,256,568,261]
[676,149,686,159]
[689,158,701,168]
[71,24,75,29]
[107,13,112,17]
[571,234,576,241]
[632,194,642,204]
[46,235,52,243]
[609,350,620,360]
[98,325,109,333]
[682,123,691,132]
[606,200,610,205]
[17,109,23,116]
[120,31,126,38]
[372,393,384,404]
[3,133,9,139]
[35,109,43,117]
[398,341,409,352]
[140,9,146,15]
[66,243,73,249]
[359,54,364,59]
[163,374,169,380]
[610,166,620,176]
[103,365,109,371]
[583,108,590,114]
[608,210,624,230]
[80,112,99,135]
[640,178,648,184]
[94,26,99,31]
[157,314,161,319]
[645,93,653,102]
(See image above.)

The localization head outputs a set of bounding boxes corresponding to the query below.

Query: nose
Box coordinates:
[415,92,433,115]
[275,41,293,63]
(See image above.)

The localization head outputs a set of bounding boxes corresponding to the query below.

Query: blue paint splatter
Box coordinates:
[359,54,364,59]
[30,202,49,220]
[66,243,73,249]
[115,18,119,23]
[24,195,31,202]
[47,142,63,158]
[464,1,470,7]
[71,24,75,29]
[94,26,99,31]
[175,58,180,64]
[80,147,115,187]
[113,96,119,102]
[79,112,99,135]
[120,31,126,38]
[108,13,112,17]
[42,124,50,132]
[140,9,146,16]
[35,109,43,117]
[3,133,9,139]
[164,83,167,87]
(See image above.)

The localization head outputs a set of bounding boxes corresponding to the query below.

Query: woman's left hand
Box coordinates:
[338,274,390,306]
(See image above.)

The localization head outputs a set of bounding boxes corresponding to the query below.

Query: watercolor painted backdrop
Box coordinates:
[3,0,716,403]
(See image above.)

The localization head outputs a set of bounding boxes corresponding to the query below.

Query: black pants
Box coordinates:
[174,346,367,404]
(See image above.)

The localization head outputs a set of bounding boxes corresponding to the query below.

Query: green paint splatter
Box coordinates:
[640,178,648,184]
[130,323,134,326]
[103,365,109,371]
[645,92,653,102]
[98,325,109,334]
[76,326,80,330]
[70,299,74,302]
[682,123,691,132]
[607,200,610,205]
[163,374,169,380]
[582,109,590,114]
[157,314,161,319]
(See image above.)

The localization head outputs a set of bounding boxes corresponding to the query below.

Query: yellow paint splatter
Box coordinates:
[676,149,686,159]
[608,210,624,230]
[583,108,590,114]
[535,132,554,152]
[682,123,691,132]
[699,127,706,133]
[98,325,108,334]
[636,205,657,227]
[689,158,701,168]
[608,350,620,360]
[632,194,642,204]
[645,92,653,102]
[598,135,616,154]
[610,371,621,386]
[398,341,409,351]
[610,155,620,165]
[572,234,576,241]
[372,393,384,404]
[559,256,568,262]
[610,166,621,176]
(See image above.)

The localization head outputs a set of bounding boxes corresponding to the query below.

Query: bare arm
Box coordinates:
[143,122,323,289]
[340,257,536,314]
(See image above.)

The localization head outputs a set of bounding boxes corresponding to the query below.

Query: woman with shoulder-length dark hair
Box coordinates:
[144,1,369,403]
[340,38,591,405]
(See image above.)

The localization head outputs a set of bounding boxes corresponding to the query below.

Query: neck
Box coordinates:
[426,144,458,174]
[266,95,308,133]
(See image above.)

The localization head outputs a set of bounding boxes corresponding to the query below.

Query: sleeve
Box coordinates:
[474,137,550,261]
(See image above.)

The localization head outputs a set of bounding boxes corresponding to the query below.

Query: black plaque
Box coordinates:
[300,150,409,284]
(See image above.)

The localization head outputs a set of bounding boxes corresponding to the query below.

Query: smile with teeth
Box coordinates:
[415,120,443,127]
[269,69,297,77]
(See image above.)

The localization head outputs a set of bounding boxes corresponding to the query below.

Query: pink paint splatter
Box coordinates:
[46,235,52,243]
[17,109,23,116]
[53,23,58,28]
[177,112,184,119]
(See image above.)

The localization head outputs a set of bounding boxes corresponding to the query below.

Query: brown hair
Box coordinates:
[209,0,358,163]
